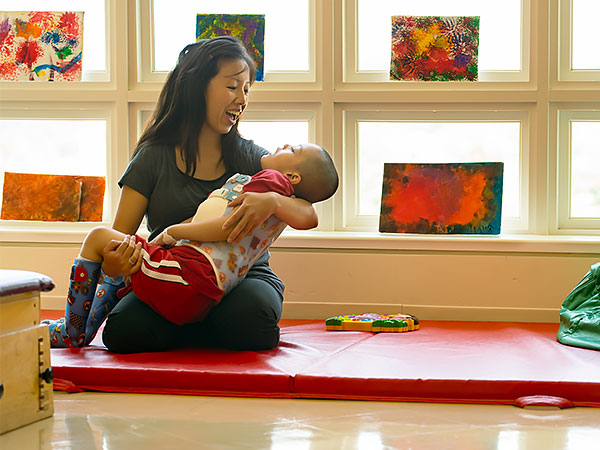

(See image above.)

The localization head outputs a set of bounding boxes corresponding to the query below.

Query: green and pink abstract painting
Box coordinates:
[0,11,83,81]
[379,163,504,234]
[390,16,479,81]
[196,14,265,81]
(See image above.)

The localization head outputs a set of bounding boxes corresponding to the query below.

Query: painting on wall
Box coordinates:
[196,14,265,81]
[0,11,84,81]
[390,16,479,81]
[1,173,105,222]
[379,162,504,235]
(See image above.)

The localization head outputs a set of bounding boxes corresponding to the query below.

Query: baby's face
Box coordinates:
[262,143,322,172]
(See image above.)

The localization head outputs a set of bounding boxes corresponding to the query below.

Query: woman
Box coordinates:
[100,36,317,353]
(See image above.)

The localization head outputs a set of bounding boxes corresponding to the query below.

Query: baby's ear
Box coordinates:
[284,171,301,185]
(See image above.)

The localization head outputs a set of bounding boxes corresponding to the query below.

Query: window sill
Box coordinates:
[273,230,600,254]
[1,226,599,255]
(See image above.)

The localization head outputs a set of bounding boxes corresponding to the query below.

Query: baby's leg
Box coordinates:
[79,226,128,262]
[45,227,129,348]
[45,257,102,347]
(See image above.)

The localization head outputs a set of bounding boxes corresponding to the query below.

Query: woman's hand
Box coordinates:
[101,235,143,277]
[222,192,278,243]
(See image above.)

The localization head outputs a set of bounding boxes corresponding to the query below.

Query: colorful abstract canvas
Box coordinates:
[196,14,265,81]
[1,173,105,222]
[0,11,84,81]
[379,163,504,235]
[390,16,479,81]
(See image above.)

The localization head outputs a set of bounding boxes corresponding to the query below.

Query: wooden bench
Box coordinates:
[0,270,55,434]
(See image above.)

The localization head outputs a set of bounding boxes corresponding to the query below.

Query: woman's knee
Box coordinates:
[209,278,283,351]
[102,292,177,353]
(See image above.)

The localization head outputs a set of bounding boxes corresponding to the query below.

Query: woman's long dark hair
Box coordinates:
[135,36,257,176]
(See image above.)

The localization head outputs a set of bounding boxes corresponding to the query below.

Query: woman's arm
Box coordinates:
[221,192,318,244]
[112,186,148,234]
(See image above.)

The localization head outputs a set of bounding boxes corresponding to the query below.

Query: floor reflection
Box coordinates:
[1,392,599,450]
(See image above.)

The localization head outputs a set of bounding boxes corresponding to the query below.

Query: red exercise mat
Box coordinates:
[46,314,600,406]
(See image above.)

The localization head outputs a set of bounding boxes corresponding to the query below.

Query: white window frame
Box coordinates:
[554,109,600,233]
[341,109,531,233]
[136,0,318,85]
[342,0,531,84]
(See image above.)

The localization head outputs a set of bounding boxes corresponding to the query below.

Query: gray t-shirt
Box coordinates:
[118,142,285,296]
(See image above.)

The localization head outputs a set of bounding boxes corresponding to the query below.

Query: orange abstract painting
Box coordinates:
[78,175,106,222]
[1,172,105,222]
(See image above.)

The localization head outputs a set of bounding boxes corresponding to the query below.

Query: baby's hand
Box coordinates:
[150,229,177,247]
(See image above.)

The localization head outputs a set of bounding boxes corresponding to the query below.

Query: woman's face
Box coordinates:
[203,58,251,137]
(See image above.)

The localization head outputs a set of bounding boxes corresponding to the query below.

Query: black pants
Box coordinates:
[102,275,284,353]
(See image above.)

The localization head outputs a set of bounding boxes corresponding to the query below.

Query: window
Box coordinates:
[557,110,600,231]
[347,0,528,82]
[559,0,600,81]
[238,121,310,153]
[0,117,109,223]
[343,111,528,232]
[142,0,314,82]
[571,0,600,70]
[570,121,600,217]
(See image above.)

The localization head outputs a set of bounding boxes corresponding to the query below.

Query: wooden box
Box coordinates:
[0,270,55,435]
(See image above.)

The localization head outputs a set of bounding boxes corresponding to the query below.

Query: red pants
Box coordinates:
[129,237,224,325]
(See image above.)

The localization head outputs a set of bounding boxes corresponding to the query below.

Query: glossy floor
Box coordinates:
[2,392,600,449]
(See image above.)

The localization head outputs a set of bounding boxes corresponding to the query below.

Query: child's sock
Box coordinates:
[84,273,125,345]
[44,257,101,348]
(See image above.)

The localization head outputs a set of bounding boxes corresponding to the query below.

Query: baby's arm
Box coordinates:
[153,215,230,245]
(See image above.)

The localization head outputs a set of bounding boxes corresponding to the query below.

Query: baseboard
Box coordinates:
[281,301,560,323]
[43,295,560,323]
[41,295,69,311]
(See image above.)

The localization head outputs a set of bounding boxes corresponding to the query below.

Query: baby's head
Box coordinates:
[261,143,339,203]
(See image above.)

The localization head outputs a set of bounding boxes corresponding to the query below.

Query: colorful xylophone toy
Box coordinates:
[325,313,420,333]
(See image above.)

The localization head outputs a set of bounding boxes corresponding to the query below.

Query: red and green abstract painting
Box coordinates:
[196,14,265,82]
[379,163,504,234]
[0,11,83,81]
[390,16,479,81]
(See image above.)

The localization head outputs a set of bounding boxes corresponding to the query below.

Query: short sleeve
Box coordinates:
[118,145,158,199]
[243,169,294,197]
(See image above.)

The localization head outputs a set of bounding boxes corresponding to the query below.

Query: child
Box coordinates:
[45,143,338,348]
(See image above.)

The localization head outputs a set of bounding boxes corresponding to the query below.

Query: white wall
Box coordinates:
[2,236,596,323]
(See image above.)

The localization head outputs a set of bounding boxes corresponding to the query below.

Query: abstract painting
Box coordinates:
[1,173,105,222]
[196,14,265,81]
[390,16,479,81]
[379,163,504,234]
[0,11,84,81]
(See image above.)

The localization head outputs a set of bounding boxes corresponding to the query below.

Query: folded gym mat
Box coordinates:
[48,317,600,406]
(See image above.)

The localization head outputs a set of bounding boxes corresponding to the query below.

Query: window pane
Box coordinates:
[136,114,310,155]
[237,121,309,154]
[357,122,520,218]
[572,0,600,70]
[2,0,107,74]
[153,0,309,73]
[0,119,107,217]
[570,121,600,217]
[357,0,521,72]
